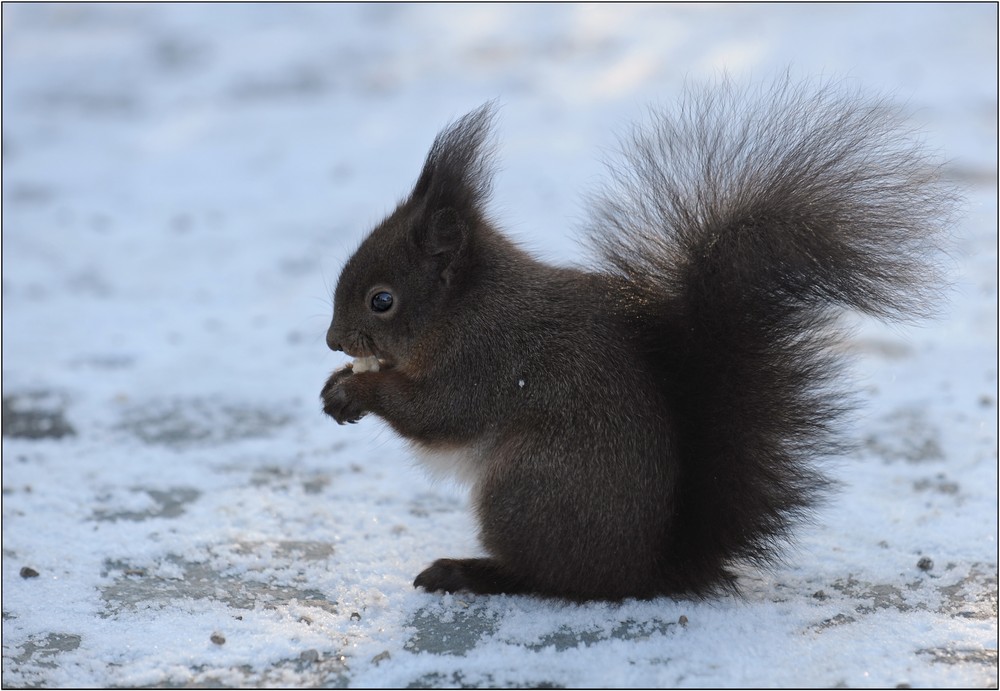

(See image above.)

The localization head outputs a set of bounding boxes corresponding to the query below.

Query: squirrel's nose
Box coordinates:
[326,324,342,352]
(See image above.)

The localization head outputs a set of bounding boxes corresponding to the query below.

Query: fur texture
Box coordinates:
[321,79,953,600]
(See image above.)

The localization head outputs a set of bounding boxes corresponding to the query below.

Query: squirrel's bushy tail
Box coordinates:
[587,78,955,595]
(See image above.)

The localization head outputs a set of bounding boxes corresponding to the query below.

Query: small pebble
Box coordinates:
[350,611,361,621]
[210,632,226,645]
[677,615,689,626]
[812,590,828,600]
[917,556,934,572]
[299,649,319,664]
[372,650,391,665]
[19,567,39,579]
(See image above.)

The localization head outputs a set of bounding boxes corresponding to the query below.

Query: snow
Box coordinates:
[2,3,996,688]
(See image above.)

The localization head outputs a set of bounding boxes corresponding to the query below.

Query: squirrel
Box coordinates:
[321,79,953,601]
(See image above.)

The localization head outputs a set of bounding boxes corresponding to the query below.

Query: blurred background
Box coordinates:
[2,3,996,408]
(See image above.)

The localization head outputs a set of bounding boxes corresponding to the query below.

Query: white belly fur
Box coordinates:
[410,443,481,486]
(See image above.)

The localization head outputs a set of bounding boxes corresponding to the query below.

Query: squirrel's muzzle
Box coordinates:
[325,324,343,352]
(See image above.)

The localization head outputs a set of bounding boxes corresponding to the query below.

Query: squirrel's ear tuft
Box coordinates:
[411,102,499,218]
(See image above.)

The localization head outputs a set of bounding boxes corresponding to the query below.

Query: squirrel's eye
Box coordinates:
[371,291,394,313]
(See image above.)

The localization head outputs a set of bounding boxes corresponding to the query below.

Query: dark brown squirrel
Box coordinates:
[321,79,953,601]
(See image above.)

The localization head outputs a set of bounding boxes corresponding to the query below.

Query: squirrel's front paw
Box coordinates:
[321,369,367,424]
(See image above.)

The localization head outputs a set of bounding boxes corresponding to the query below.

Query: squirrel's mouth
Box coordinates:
[344,344,395,372]
[349,355,393,373]
[341,336,394,371]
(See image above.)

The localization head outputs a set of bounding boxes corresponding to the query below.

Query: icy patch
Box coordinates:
[116,397,291,447]
[1,391,75,440]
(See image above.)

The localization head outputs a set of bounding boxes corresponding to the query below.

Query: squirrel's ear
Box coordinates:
[411,208,467,283]
[408,103,497,284]
[410,102,497,219]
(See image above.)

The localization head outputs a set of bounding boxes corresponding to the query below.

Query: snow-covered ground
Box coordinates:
[2,3,996,688]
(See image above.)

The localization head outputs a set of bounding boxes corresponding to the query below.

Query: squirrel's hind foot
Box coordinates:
[414,558,526,596]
